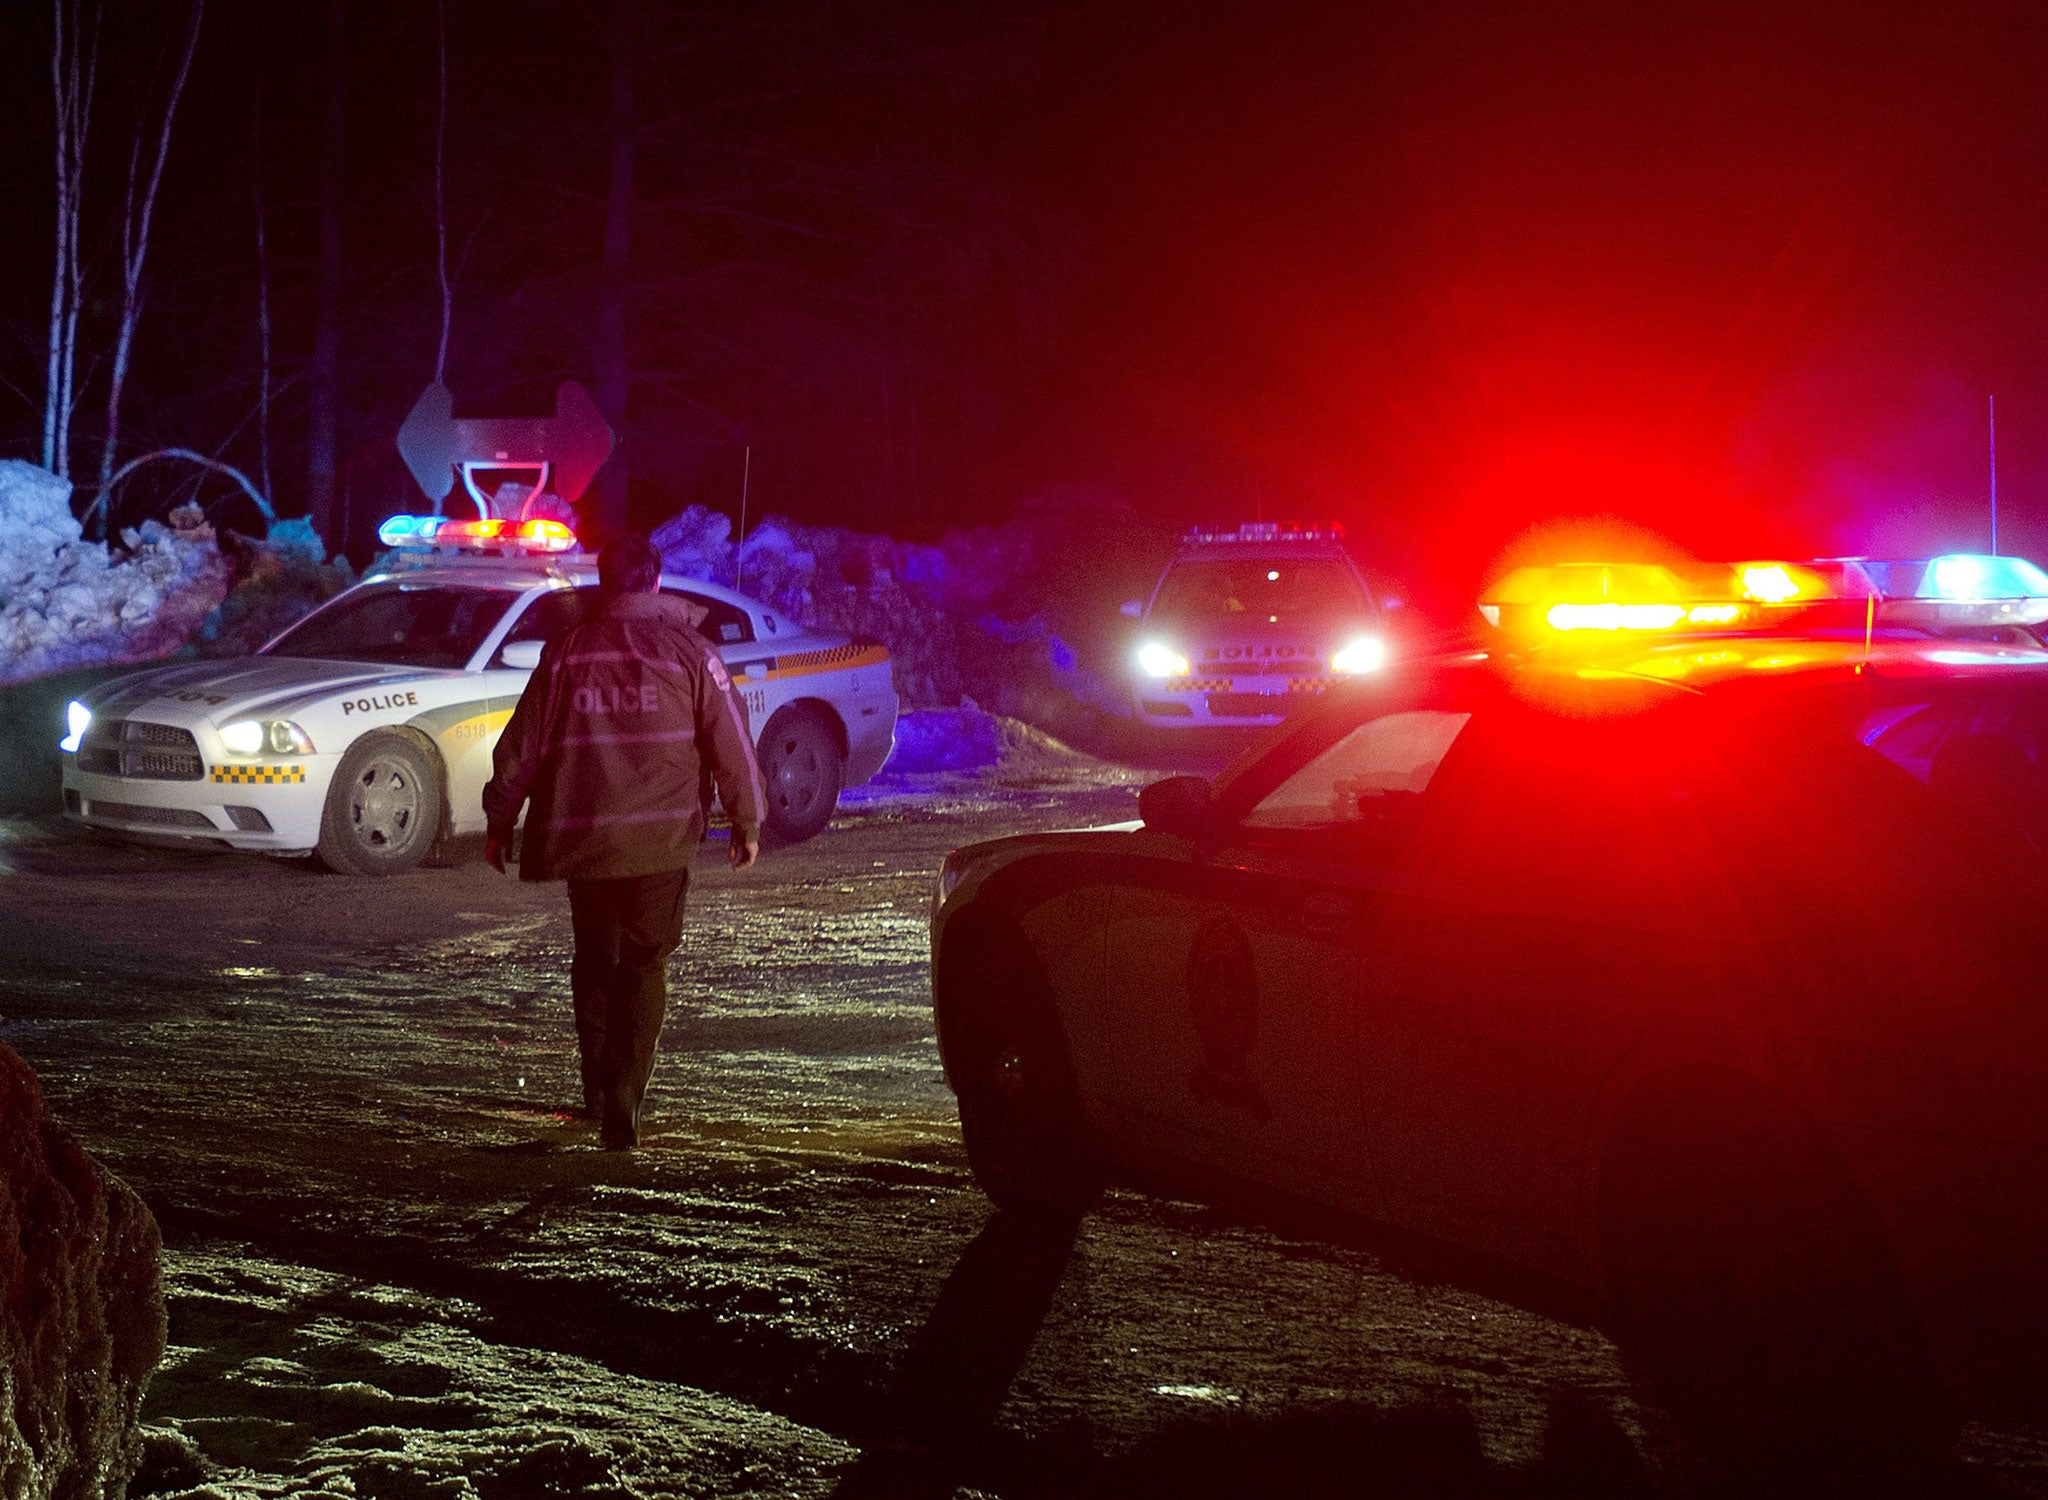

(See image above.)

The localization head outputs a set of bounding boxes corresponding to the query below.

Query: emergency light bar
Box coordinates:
[377,513,579,554]
[1182,522,1345,546]
[1478,559,1878,637]
[1480,549,2048,644]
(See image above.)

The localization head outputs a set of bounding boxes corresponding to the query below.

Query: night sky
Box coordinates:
[5,1,2048,606]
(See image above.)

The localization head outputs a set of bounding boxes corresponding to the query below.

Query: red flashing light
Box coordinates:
[517,518,577,552]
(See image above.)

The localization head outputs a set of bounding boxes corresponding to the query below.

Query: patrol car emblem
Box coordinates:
[1186,916,1269,1117]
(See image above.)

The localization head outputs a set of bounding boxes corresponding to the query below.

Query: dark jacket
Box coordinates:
[482,591,767,881]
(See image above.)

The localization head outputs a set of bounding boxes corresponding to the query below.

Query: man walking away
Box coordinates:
[483,535,767,1150]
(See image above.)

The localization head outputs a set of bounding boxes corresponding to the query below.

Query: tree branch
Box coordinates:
[84,446,275,533]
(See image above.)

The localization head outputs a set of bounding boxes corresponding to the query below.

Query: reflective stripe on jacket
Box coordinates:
[482,591,768,881]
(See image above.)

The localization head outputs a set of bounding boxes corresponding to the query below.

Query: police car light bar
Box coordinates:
[377,514,578,554]
[1182,521,1345,546]
[1478,559,1880,636]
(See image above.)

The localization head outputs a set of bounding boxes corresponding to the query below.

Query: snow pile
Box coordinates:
[486,480,577,526]
[655,485,1168,714]
[0,461,228,686]
[0,1041,165,1498]
[883,706,1006,772]
[845,704,1145,820]
[194,516,356,658]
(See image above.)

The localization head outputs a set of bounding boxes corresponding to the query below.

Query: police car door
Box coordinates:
[1095,697,1470,1212]
[1351,706,1727,1282]
[662,587,771,719]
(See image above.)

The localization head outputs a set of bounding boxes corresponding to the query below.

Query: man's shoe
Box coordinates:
[601,1103,639,1151]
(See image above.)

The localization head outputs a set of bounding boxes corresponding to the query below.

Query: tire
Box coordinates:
[1600,1080,1954,1491]
[317,733,443,876]
[758,706,843,844]
[941,927,1101,1220]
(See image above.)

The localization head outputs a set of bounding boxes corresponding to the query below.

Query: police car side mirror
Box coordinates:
[1119,599,1145,619]
[499,639,545,670]
[1140,774,1212,836]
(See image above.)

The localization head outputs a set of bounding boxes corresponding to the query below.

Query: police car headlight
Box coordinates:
[1137,641,1192,678]
[60,701,91,753]
[219,720,315,757]
[1332,636,1387,674]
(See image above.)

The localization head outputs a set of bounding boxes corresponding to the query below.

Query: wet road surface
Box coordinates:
[1,744,2044,1498]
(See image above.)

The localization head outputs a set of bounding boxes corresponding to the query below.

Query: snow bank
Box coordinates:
[0,1041,165,1497]
[884,706,1006,772]
[655,485,1169,715]
[0,461,227,687]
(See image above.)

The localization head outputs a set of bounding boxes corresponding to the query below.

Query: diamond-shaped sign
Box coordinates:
[397,381,615,511]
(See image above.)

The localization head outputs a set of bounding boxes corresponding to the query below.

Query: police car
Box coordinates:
[934,552,2048,1480]
[1124,522,1391,725]
[60,515,899,874]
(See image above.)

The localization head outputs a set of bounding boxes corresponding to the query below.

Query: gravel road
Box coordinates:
[1,745,2042,1499]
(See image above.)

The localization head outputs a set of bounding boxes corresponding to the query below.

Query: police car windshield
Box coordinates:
[1152,558,1368,629]
[263,583,516,668]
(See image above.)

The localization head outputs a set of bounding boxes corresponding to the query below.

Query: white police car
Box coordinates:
[60,515,899,874]
[1123,523,1391,726]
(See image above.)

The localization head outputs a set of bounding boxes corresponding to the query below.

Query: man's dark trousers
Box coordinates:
[566,869,690,1147]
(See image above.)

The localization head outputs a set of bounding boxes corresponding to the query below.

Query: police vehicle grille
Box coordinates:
[77,720,204,781]
[87,801,214,829]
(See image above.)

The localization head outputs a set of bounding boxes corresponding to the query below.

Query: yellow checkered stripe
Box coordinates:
[767,642,891,680]
[210,764,305,784]
[1166,678,1231,692]
[1288,676,1334,693]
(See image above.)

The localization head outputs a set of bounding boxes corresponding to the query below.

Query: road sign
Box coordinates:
[397,381,615,513]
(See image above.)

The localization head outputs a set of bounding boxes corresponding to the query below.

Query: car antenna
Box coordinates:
[1989,393,1999,556]
[734,443,752,593]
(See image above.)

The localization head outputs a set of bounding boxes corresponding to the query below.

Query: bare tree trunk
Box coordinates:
[44,0,98,481]
[92,0,202,533]
[56,5,94,480]
[592,0,634,538]
[253,88,272,507]
[43,0,70,472]
[432,0,451,385]
[306,0,346,541]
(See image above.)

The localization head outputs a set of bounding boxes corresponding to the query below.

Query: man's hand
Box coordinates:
[729,833,760,870]
[485,835,509,874]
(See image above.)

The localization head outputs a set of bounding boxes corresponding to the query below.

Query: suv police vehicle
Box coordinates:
[1124,522,1390,725]
[61,514,899,874]
[935,551,2048,1482]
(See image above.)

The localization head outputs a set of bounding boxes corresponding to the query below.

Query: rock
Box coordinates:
[0,1043,165,1499]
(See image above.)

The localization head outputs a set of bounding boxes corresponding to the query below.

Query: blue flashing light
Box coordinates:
[378,514,447,548]
[1922,553,2048,602]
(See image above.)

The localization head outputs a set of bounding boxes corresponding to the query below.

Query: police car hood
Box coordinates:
[86,657,464,727]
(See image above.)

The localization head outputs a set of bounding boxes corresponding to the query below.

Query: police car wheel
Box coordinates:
[759,706,843,844]
[1600,1079,1954,1486]
[942,927,1101,1220]
[317,733,443,877]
